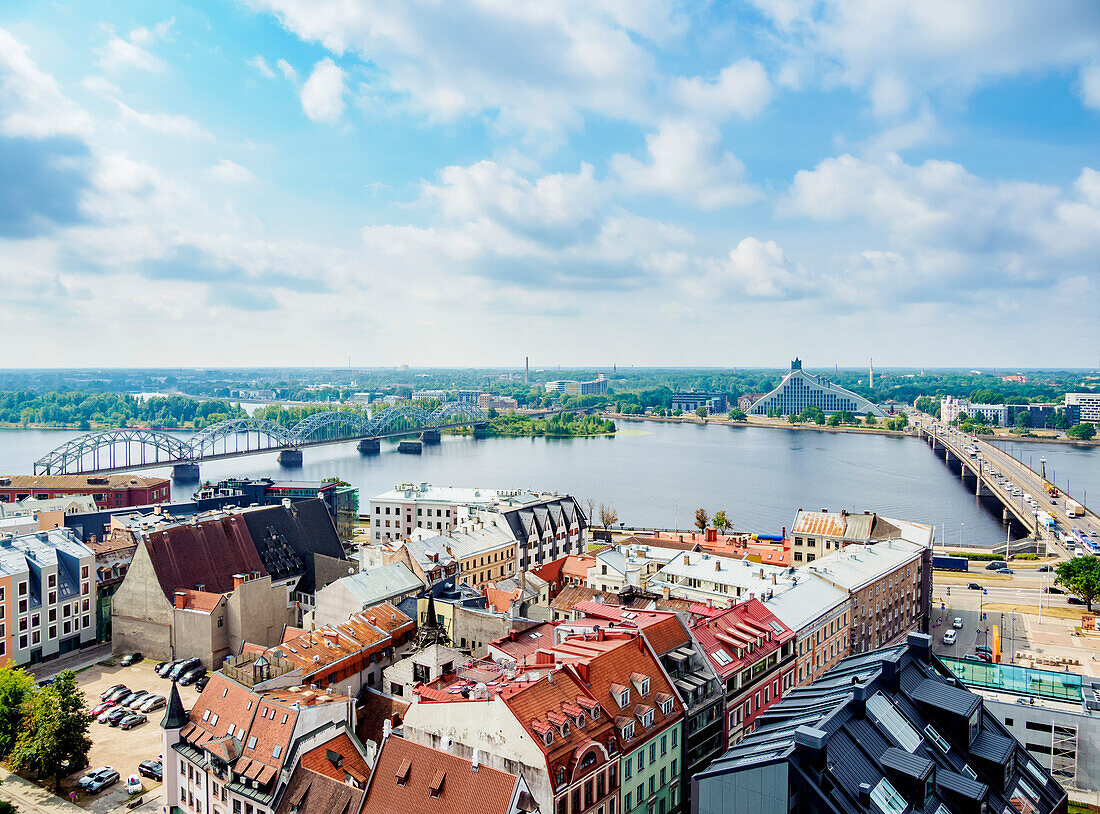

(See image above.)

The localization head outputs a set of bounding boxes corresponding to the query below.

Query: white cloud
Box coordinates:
[673,59,772,120]
[113,100,212,140]
[299,58,346,123]
[209,159,255,184]
[1082,63,1100,109]
[708,237,818,299]
[277,59,298,83]
[96,23,171,73]
[612,121,759,209]
[246,55,276,79]
[81,75,119,95]
[0,28,91,137]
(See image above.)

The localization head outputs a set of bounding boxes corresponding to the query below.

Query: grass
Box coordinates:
[982,601,1087,621]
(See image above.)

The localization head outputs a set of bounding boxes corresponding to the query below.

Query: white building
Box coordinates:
[311,563,423,628]
[1066,392,1100,424]
[940,395,1009,426]
[748,359,886,417]
[543,374,609,395]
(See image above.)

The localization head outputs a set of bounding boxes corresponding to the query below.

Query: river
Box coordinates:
[4,422,1096,544]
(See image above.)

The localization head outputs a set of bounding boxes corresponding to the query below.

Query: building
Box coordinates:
[788,509,933,564]
[264,604,415,696]
[0,474,170,509]
[369,484,495,543]
[803,538,931,654]
[382,643,467,699]
[760,578,849,687]
[403,522,519,589]
[361,734,538,814]
[748,359,887,418]
[160,668,357,814]
[478,393,519,411]
[941,396,1009,426]
[192,478,359,536]
[412,389,481,403]
[403,658,620,814]
[693,633,1069,814]
[311,563,423,627]
[544,375,609,396]
[737,393,766,411]
[0,528,95,667]
[1065,391,1100,424]
[1,494,98,517]
[271,730,372,814]
[689,599,797,747]
[86,527,138,641]
[671,391,728,415]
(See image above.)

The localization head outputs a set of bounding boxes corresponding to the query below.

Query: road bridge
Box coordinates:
[33,403,489,479]
[913,414,1097,546]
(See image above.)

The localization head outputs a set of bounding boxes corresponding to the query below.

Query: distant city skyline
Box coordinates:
[0,2,1098,366]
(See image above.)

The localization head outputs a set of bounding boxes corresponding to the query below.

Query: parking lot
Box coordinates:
[65,658,202,812]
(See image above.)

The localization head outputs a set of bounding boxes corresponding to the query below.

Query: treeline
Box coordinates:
[487,411,616,437]
[0,392,245,429]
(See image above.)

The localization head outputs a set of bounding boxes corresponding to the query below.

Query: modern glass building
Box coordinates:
[748,359,887,417]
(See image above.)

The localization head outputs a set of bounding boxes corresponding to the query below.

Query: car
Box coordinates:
[90,701,116,717]
[943,630,957,645]
[80,767,120,793]
[1044,586,1065,594]
[120,653,143,667]
[953,617,963,629]
[1037,565,1054,572]
[106,707,131,726]
[964,653,991,663]
[178,667,206,686]
[169,658,201,681]
[138,759,163,781]
[1000,569,1014,575]
[195,675,210,692]
[119,713,148,730]
[118,691,145,707]
[139,695,166,713]
[101,683,127,700]
[126,775,143,795]
[1068,596,1085,605]
[967,583,981,590]
[1075,550,1085,559]
[156,660,181,678]
[986,561,1008,571]
[106,686,132,702]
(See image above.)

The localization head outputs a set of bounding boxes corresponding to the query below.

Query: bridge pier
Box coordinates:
[420,429,441,445]
[398,440,422,454]
[172,463,200,482]
[278,448,303,467]
[357,439,380,455]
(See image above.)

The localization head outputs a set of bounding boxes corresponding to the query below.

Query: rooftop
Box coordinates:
[802,538,925,591]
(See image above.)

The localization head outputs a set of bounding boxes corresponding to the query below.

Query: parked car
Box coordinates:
[119,713,148,730]
[1037,564,1054,572]
[118,691,144,708]
[156,660,181,678]
[90,701,117,717]
[101,683,127,700]
[106,707,131,726]
[139,695,166,713]
[106,686,132,702]
[126,775,143,795]
[169,658,201,681]
[952,617,963,629]
[178,667,206,687]
[195,675,210,692]
[943,630,957,645]
[975,645,993,655]
[80,767,119,793]
[138,760,163,781]
[963,654,991,663]
[124,691,152,708]
[119,653,143,667]
[967,583,981,590]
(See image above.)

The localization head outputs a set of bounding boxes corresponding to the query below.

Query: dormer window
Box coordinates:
[574,713,585,728]
[591,704,601,719]
[618,689,629,707]
[560,723,570,738]
[641,710,654,728]
[640,678,650,696]
[660,698,673,716]
[544,730,554,746]
[556,767,566,787]
[621,722,634,740]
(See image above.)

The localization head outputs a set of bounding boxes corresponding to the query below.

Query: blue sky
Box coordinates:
[1,1,1098,368]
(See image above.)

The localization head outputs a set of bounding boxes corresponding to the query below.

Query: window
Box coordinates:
[247,736,257,749]
[618,689,630,707]
[272,745,281,758]
[624,756,632,780]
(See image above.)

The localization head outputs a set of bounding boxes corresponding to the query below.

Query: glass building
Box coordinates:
[748,359,886,417]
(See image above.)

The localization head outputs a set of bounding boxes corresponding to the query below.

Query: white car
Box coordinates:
[943,630,957,645]
[953,617,963,629]
[126,775,143,795]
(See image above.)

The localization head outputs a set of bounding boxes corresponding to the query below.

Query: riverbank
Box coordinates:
[604,412,911,438]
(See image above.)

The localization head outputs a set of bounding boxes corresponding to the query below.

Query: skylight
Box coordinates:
[870,777,908,814]
[713,650,733,665]
[866,692,922,752]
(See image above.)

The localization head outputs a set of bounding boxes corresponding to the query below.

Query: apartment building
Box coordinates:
[689,599,797,747]
[0,474,170,509]
[405,522,518,589]
[0,528,95,667]
[311,563,422,628]
[760,578,850,686]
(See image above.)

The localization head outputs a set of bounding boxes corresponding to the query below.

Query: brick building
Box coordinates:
[0,474,170,509]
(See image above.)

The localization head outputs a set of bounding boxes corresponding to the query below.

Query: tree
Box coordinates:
[9,671,92,790]
[584,498,596,524]
[0,667,36,758]
[864,412,877,426]
[728,408,747,421]
[1067,422,1096,441]
[694,406,708,419]
[1014,411,1032,430]
[694,508,709,531]
[1055,556,1100,610]
[712,510,730,533]
[598,503,618,530]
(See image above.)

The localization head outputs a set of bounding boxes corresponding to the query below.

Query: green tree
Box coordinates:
[9,671,92,790]
[1014,411,1032,430]
[694,508,709,531]
[864,412,877,426]
[1067,423,1096,440]
[1055,556,1100,610]
[712,510,730,533]
[694,406,708,418]
[0,667,36,758]
[728,408,747,421]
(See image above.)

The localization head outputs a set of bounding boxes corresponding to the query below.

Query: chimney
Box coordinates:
[174,591,187,609]
[471,749,480,772]
[758,568,764,579]
[233,573,247,589]
[714,560,721,571]
[662,586,670,600]
[683,553,690,565]
[771,574,777,584]
[706,527,717,543]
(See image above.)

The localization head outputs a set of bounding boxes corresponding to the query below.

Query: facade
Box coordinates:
[479,393,520,410]
[403,659,620,814]
[0,528,96,667]
[544,376,609,396]
[412,389,481,403]
[760,578,849,686]
[941,395,1009,426]
[788,509,933,564]
[86,527,138,641]
[671,391,728,415]
[0,474,170,509]
[689,599,797,747]
[311,563,423,628]
[694,634,1069,814]
[271,731,371,814]
[736,393,766,411]
[369,484,494,543]
[382,643,467,699]
[1065,391,1100,424]
[748,359,886,417]
[160,670,356,814]
[361,734,538,814]
[404,522,519,589]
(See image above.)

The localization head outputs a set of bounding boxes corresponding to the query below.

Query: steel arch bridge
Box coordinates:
[33,404,490,475]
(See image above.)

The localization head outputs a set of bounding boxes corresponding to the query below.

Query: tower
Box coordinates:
[869,358,874,389]
[160,683,189,811]
[524,356,529,384]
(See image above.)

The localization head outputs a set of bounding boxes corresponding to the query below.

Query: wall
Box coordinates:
[172,605,220,667]
[110,543,174,660]
[621,722,683,814]
[795,603,850,686]
[226,576,293,658]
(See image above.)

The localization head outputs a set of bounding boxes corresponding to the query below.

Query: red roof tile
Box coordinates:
[298,732,371,783]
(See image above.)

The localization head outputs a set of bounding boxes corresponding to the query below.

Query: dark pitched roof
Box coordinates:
[161,683,189,730]
[143,514,266,599]
[238,499,346,594]
[274,766,365,814]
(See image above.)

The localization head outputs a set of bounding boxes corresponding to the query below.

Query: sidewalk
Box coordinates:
[29,643,112,680]
[0,768,84,814]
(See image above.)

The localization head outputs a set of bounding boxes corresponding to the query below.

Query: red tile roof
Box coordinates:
[174,589,224,614]
[568,602,690,655]
[142,514,266,600]
[791,511,846,537]
[689,598,794,678]
[268,605,413,674]
[361,736,521,814]
[298,732,371,784]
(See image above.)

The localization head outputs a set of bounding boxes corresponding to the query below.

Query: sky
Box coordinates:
[1,1,1099,369]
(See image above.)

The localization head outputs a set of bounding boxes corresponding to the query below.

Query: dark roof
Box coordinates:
[238,499,347,594]
[161,683,189,730]
[695,634,1068,814]
[143,513,267,598]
